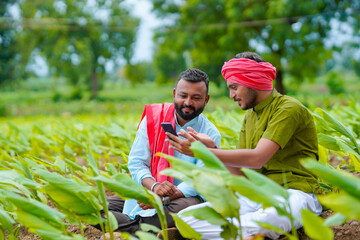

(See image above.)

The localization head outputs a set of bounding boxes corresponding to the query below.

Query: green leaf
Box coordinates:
[136,231,158,240]
[226,175,288,216]
[87,147,99,175]
[301,159,360,199]
[181,206,227,225]
[315,108,359,153]
[301,209,334,240]
[0,190,65,227]
[108,211,118,232]
[190,141,228,171]
[319,192,360,220]
[0,206,15,231]
[242,168,289,200]
[255,222,294,239]
[324,213,347,226]
[159,169,194,186]
[93,174,153,205]
[220,222,238,240]
[193,171,239,218]
[140,223,161,233]
[170,213,203,240]
[14,210,70,240]
[64,158,85,172]
[34,170,101,214]
[317,134,360,159]
[318,144,330,164]
[157,153,199,179]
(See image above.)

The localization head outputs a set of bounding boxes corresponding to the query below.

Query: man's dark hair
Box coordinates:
[176,68,209,94]
[233,52,265,63]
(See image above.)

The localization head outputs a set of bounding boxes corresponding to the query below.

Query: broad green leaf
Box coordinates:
[301,159,360,199]
[60,132,86,148]
[27,156,57,168]
[64,158,85,172]
[160,169,194,186]
[242,168,289,200]
[301,209,333,240]
[0,207,15,231]
[157,153,199,179]
[108,211,118,232]
[140,223,161,233]
[220,222,238,240]
[14,210,69,240]
[170,213,203,240]
[43,184,101,214]
[159,153,231,183]
[118,232,139,240]
[315,108,359,153]
[87,147,99,175]
[136,231,158,240]
[190,141,228,171]
[318,144,329,164]
[324,213,347,226]
[226,175,288,216]
[319,192,360,220]
[317,134,360,159]
[34,170,101,214]
[255,222,295,240]
[349,153,360,172]
[93,174,153,205]
[75,214,105,225]
[181,206,227,225]
[0,190,65,227]
[193,171,239,218]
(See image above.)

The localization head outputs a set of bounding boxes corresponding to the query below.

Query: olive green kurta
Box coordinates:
[238,90,320,193]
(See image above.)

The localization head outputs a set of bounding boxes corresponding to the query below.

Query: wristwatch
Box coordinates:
[162,196,171,206]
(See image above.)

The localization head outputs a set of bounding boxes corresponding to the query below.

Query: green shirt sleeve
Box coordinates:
[262,104,301,149]
[237,113,247,149]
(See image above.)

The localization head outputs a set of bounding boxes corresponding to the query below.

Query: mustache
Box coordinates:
[180,105,195,111]
[234,98,240,102]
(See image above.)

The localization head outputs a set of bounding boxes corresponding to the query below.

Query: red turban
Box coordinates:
[221,58,276,91]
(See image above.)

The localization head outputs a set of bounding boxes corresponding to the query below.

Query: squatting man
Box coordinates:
[166,52,322,240]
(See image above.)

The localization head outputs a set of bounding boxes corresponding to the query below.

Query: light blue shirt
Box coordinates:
[123,113,221,219]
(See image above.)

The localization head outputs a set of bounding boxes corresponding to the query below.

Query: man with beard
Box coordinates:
[167,52,322,240]
[97,68,221,237]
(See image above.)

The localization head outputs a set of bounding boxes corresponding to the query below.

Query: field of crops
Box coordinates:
[0,98,359,239]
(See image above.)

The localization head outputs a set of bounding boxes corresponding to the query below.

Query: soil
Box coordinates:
[15,210,360,240]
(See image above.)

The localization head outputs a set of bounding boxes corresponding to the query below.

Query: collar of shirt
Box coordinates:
[174,112,200,131]
[253,89,279,114]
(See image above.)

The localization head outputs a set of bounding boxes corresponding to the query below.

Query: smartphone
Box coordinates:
[161,123,178,140]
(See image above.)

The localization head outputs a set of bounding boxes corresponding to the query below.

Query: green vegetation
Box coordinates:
[1,0,359,239]
[151,0,359,93]
[0,99,359,239]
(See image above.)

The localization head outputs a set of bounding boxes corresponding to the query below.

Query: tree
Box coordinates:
[151,0,359,94]
[0,0,28,87]
[124,61,155,86]
[19,0,139,99]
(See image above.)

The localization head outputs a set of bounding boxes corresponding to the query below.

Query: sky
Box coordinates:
[126,0,162,63]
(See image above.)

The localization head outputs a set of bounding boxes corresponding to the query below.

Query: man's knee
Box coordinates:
[167,196,203,213]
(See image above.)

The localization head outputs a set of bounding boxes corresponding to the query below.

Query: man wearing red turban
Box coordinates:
[168,52,322,240]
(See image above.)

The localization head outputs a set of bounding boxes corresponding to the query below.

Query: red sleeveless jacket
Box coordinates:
[139,103,175,183]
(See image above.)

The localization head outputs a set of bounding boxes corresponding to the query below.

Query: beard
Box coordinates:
[235,87,258,110]
[174,102,205,121]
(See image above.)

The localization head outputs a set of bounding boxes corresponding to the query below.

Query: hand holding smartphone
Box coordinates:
[161,123,178,140]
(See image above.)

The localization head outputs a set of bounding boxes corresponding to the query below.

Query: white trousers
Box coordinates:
[178,189,322,239]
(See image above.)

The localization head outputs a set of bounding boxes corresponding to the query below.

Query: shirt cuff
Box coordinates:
[135,170,155,185]
[177,182,199,198]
